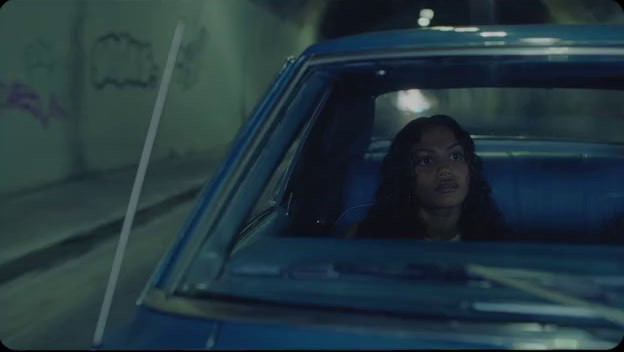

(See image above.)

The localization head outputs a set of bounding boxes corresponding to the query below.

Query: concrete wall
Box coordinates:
[0,0,77,195]
[0,0,323,196]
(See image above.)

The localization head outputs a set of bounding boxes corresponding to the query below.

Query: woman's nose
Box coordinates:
[438,166,453,177]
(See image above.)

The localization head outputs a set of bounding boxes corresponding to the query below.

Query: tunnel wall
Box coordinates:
[0,0,78,196]
[0,0,322,196]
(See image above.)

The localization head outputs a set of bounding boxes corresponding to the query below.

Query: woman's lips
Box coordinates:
[436,182,458,193]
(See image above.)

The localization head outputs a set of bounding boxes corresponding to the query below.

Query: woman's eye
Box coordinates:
[417,157,433,166]
[450,152,464,161]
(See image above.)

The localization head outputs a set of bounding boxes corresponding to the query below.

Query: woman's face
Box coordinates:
[410,126,470,209]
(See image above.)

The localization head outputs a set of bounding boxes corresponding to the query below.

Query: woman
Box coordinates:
[349,114,508,241]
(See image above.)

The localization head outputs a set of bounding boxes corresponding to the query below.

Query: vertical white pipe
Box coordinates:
[92,21,185,348]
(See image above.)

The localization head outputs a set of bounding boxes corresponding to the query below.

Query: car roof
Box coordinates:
[303,25,624,56]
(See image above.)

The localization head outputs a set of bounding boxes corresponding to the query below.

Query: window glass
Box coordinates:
[375,88,624,143]
[244,119,306,224]
[178,54,624,343]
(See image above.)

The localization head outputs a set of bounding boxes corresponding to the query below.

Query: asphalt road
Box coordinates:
[0,201,195,350]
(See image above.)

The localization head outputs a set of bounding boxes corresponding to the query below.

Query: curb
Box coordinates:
[0,186,202,286]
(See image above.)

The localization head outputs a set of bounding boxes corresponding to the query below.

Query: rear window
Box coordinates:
[374,88,624,143]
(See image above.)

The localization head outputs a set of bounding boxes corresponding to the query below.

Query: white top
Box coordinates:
[424,233,461,241]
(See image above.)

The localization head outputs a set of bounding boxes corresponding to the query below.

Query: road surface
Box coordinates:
[0,201,195,350]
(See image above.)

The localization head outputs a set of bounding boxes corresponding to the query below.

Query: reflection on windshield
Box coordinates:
[375,88,624,142]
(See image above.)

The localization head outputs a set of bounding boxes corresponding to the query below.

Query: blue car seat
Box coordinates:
[333,139,624,243]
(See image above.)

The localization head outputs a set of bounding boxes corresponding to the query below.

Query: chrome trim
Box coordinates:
[308,46,624,66]
[285,192,293,216]
[475,151,509,157]
[273,86,333,206]
[472,302,601,318]
[508,151,584,158]
[163,59,314,295]
[141,289,501,344]
[205,321,220,349]
[141,288,619,349]
[136,248,169,306]
[471,135,624,145]
[280,56,296,73]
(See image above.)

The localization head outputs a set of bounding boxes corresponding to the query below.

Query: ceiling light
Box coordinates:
[419,8,434,19]
[480,31,507,37]
[454,27,479,32]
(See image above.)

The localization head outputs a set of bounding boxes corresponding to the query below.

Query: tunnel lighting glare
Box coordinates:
[513,342,549,350]
[546,47,569,54]
[554,339,580,349]
[418,17,431,27]
[521,37,560,45]
[472,302,600,318]
[454,27,479,32]
[480,31,507,37]
[431,26,454,31]
[507,323,544,332]
[420,8,434,19]
[397,89,431,113]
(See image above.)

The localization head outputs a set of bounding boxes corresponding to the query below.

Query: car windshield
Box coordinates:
[169,48,624,342]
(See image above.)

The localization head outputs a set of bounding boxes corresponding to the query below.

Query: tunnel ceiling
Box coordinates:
[247,0,624,41]
[249,0,321,25]
[318,0,623,40]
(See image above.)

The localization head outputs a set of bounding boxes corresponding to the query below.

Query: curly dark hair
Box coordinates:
[357,114,509,241]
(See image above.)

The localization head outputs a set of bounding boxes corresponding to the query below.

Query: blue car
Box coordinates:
[99,25,624,349]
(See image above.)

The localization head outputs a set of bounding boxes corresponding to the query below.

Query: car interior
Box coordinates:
[237,56,624,247]
[332,137,624,244]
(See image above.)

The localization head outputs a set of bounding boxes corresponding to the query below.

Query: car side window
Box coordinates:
[244,132,304,224]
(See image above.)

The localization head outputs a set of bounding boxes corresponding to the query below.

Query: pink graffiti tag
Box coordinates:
[2,81,65,128]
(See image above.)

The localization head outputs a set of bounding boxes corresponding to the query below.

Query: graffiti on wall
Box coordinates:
[0,80,65,128]
[24,39,56,74]
[90,27,209,91]
[90,32,159,89]
[175,26,208,91]
[0,39,66,128]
